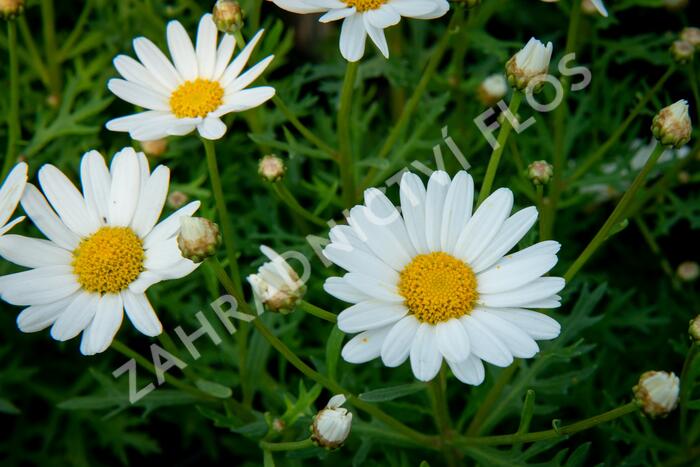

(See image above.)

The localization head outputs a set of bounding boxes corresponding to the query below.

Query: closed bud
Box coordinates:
[477,74,508,107]
[633,371,680,418]
[247,246,306,313]
[258,154,286,182]
[141,138,168,157]
[506,37,553,91]
[311,395,352,449]
[0,0,24,20]
[677,261,699,282]
[670,40,694,64]
[681,27,700,49]
[652,100,692,148]
[690,315,700,342]
[213,0,244,34]
[177,217,221,263]
[167,191,189,209]
[527,160,553,185]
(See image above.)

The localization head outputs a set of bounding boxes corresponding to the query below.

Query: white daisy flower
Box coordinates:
[0,148,201,355]
[106,14,275,141]
[269,0,449,62]
[322,170,564,385]
[0,162,28,236]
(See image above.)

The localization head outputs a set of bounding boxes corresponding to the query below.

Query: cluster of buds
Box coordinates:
[258,154,286,182]
[177,217,222,263]
[633,371,680,418]
[477,74,508,107]
[212,0,244,34]
[652,100,692,149]
[311,395,353,449]
[527,160,553,185]
[0,0,23,20]
[505,37,553,92]
[247,245,306,313]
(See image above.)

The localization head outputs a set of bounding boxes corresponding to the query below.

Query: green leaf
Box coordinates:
[0,398,20,414]
[359,383,427,402]
[195,379,233,399]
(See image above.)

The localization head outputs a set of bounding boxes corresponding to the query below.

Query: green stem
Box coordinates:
[40,0,61,97]
[2,20,21,180]
[208,259,437,449]
[298,300,337,323]
[466,363,518,435]
[477,92,523,205]
[362,7,464,189]
[633,216,679,289]
[430,366,458,467]
[567,67,674,184]
[688,64,700,126]
[17,16,51,88]
[259,438,314,452]
[272,182,327,227]
[337,61,359,206]
[455,402,639,447]
[564,142,666,282]
[681,343,699,443]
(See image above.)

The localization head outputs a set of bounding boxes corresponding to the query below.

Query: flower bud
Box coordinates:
[652,100,692,149]
[141,138,168,157]
[258,154,286,182]
[677,261,699,282]
[311,395,352,449]
[213,0,244,34]
[506,37,553,91]
[680,27,700,49]
[167,191,189,209]
[0,0,23,20]
[689,315,700,342]
[670,40,694,64]
[177,217,221,263]
[527,160,554,185]
[247,246,306,313]
[477,74,508,107]
[633,371,680,418]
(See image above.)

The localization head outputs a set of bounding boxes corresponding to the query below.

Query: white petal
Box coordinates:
[271,0,328,13]
[441,171,473,254]
[80,150,112,226]
[323,276,372,303]
[20,184,80,250]
[108,148,141,226]
[0,216,23,236]
[80,293,124,355]
[0,235,71,268]
[348,205,411,271]
[460,315,513,367]
[329,225,372,255]
[471,309,539,358]
[213,34,236,81]
[410,323,442,381]
[113,55,168,95]
[143,201,200,249]
[388,0,438,17]
[0,162,27,227]
[50,292,99,341]
[130,165,169,237]
[196,14,218,80]
[484,308,561,340]
[380,315,419,367]
[400,172,429,254]
[365,5,401,28]
[319,7,356,23]
[470,206,538,273]
[144,237,182,270]
[339,14,366,62]
[16,294,77,333]
[197,116,228,140]
[213,87,275,116]
[128,271,162,294]
[106,111,169,132]
[167,20,198,81]
[323,243,399,283]
[107,79,170,111]
[220,29,265,87]
[454,188,513,263]
[341,325,392,363]
[133,36,182,91]
[477,246,559,294]
[0,266,81,306]
[478,277,566,308]
[424,170,451,252]
[590,0,608,17]
[435,318,470,362]
[344,272,403,302]
[337,300,407,333]
[38,164,99,236]
[225,55,274,94]
[123,290,162,336]
[146,258,198,281]
[363,188,416,258]
[447,355,485,385]
[363,19,389,58]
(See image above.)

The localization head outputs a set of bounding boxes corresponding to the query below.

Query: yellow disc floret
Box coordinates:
[398,252,478,324]
[345,0,386,12]
[169,79,224,118]
[72,227,145,294]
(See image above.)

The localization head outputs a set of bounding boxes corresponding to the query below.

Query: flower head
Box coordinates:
[527,160,553,185]
[247,246,306,313]
[506,37,553,91]
[106,14,275,141]
[0,0,24,20]
[213,0,244,34]
[0,162,27,235]
[633,371,680,418]
[477,74,507,107]
[177,217,221,262]
[311,394,352,449]
[680,27,700,49]
[0,148,201,355]
[323,171,564,385]
[269,0,449,62]
[652,100,692,149]
[258,154,286,182]
[670,40,694,64]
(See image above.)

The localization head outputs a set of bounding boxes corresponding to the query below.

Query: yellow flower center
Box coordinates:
[72,227,145,294]
[169,79,224,118]
[345,0,386,12]
[398,252,478,325]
